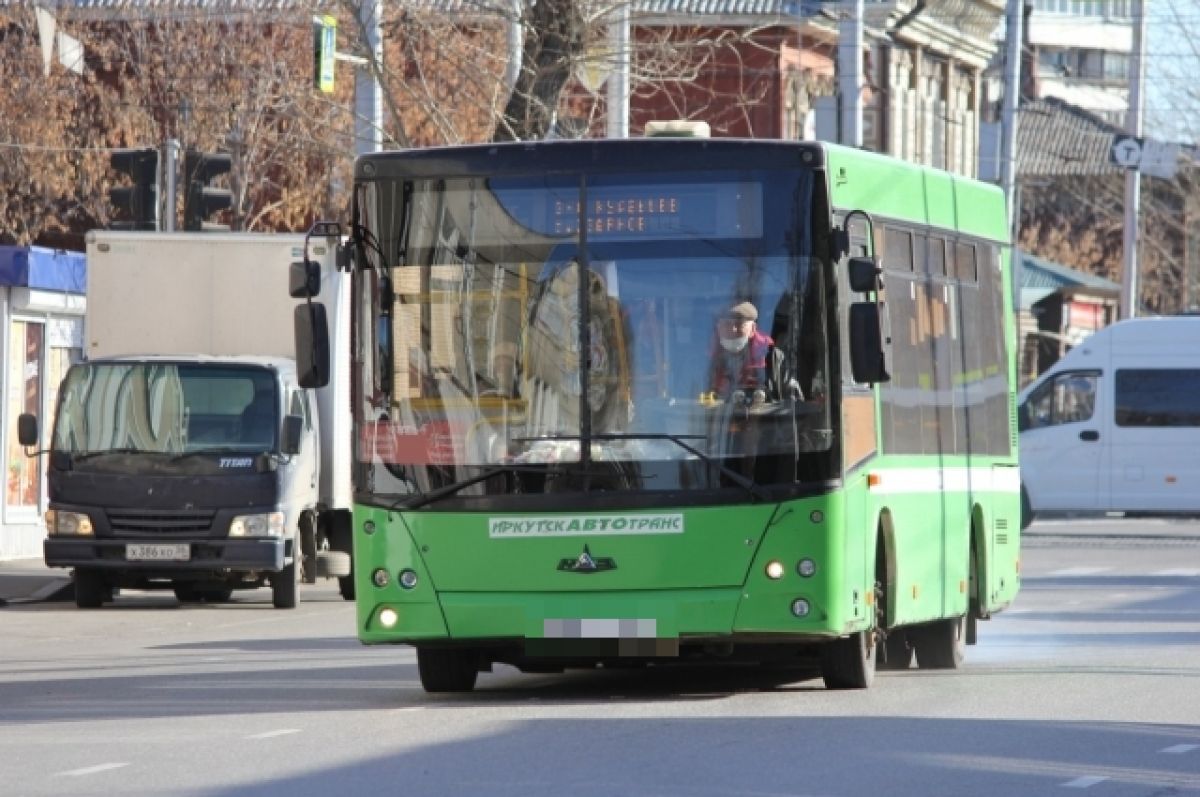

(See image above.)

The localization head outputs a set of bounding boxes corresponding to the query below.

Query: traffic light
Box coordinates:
[109,147,159,230]
[183,149,233,231]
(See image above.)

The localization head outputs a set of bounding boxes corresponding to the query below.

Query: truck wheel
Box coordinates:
[272,560,300,609]
[416,647,479,693]
[74,568,108,609]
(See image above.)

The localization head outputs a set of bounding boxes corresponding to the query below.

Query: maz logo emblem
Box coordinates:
[557,544,616,574]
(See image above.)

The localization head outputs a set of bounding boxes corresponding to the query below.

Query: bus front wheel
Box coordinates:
[820,630,876,689]
[416,647,479,693]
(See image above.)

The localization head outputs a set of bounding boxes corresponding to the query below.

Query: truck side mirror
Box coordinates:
[849,302,891,384]
[295,302,330,388]
[289,259,321,299]
[848,256,881,293]
[281,414,303,455]
[18,413,38,447]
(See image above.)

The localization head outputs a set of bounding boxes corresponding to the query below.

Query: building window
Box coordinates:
[6,320,44,509]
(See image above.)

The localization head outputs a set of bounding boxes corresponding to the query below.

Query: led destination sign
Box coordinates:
[491,179,763,241]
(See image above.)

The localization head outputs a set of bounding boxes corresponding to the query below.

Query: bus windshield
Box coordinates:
[353,167,834,500]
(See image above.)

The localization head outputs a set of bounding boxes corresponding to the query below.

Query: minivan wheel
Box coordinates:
[1020,485,1034,530]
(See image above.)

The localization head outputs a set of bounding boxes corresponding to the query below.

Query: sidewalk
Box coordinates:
[0,558,73,606]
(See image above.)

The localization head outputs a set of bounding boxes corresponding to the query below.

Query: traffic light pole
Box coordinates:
[164,139,180,232]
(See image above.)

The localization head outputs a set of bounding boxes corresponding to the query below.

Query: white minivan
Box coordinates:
[1017,316,1200,526]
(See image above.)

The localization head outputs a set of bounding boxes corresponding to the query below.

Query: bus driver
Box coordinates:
[708,301,792,403]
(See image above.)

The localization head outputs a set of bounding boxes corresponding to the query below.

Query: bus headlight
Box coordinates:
[398,569,418,589]
[797,558,817,578]
[790,598,811,618]
[765,560,785,580]
[45,510,94,536]
[379,607,399,628]
[229,512,285,538]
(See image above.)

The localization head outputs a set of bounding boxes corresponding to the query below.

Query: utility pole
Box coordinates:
[999,0,1023,241]
[1120,0,1147,319]
[838,0,863,147]
[355,0,383,156]
[606,2,630,139]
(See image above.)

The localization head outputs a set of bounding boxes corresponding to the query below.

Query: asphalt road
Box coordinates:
[1,517,1198,797]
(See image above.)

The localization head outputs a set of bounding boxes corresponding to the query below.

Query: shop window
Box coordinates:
[6,320,44,509]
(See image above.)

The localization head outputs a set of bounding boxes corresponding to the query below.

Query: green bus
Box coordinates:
[294,136,1021,692]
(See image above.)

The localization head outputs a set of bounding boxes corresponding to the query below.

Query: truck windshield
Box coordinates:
[353,166,835,501]
[53,363,279,455]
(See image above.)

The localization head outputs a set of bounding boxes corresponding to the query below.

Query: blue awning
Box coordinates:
[0,245,86,293]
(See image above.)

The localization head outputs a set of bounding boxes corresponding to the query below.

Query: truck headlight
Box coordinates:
[45,510,94,536]
[229,512,285,538]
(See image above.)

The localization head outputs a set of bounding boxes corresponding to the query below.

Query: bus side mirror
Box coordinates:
[849,302,891,384]
[1017,403,1030,432]
[848,256,881,293]
[289,259,321,299]
[18,414,38,447]
[281,414,303,455]
[295,303,330,388]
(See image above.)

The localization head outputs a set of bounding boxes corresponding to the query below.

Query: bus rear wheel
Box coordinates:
[416,647,479,693]
[878,630,914,670]
[912,615,966,669]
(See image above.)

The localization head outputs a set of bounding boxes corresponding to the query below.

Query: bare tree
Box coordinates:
[1,2,831,248]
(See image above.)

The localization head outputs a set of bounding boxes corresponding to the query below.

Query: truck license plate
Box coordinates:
[126,543,190,561]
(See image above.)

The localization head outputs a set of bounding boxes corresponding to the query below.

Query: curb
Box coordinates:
[0,579,74,606]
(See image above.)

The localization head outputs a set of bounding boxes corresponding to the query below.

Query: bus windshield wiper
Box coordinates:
[395,464,573,511]
[589,433,770,502]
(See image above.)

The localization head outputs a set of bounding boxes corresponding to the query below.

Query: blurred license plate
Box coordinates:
[126,544,190,561]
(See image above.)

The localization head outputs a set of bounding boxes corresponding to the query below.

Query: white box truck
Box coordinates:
[17,228,352,608]
[1017,315,1200,526]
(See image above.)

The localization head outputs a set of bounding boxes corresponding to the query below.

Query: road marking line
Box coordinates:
[1062,776,1108,788]
[1048,567,1111,577]
[1155,569,1200,577]
[1160,744,1199,754]
[57,763,130,777]
[246,729,301,739]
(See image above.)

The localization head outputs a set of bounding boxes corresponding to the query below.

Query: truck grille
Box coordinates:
[106,509,216,537]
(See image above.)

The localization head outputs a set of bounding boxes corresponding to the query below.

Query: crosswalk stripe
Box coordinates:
[1047,567,1111,577]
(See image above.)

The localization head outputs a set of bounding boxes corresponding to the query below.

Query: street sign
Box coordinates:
[313,15,336,94]
[1110,135,1142,169]
[1141,139,1180,179]
[1110,134,1180,179]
